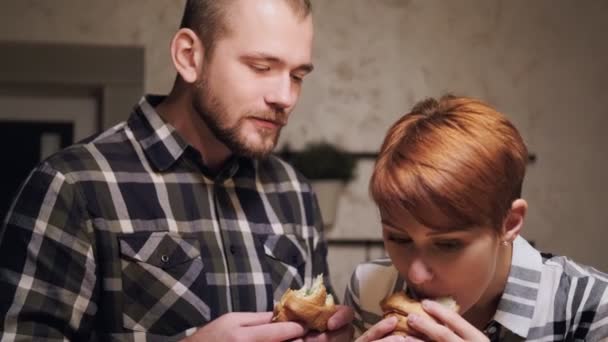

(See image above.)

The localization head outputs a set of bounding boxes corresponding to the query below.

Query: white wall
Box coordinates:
[2,1,607,298]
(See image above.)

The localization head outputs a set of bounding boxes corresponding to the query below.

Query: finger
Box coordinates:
[327,305,355,330]
[406,314,460,342]
[356,316,399,342]
[245,321,308,342]
[231,311,274,326]
[401,337,424,342]
[421,300,485,340]
[302,331,323,342]
[378,336,408,342]
[305,324,354,342]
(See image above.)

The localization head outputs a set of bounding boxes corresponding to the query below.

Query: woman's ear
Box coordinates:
[170,28,204,84]
[502,199,528,243]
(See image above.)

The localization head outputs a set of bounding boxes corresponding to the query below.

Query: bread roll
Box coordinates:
[272,274,337,332]
[380,291,459,337]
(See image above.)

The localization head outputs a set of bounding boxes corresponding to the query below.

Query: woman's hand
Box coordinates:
[355,316,407,342]
[404,300,489,342]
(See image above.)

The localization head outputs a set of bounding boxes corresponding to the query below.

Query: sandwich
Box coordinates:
[380,291,459,337]
[272,274,337,332]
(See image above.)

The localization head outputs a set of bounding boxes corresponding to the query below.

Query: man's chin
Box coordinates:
[233,140,277,159]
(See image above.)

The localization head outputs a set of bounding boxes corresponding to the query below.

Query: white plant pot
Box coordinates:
[311,180,346,228]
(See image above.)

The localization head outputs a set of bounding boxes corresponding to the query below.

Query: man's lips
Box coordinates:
[249,117,286,129]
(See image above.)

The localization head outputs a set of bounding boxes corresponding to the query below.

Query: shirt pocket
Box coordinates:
[118,231,210,335]
[261,233,309,299]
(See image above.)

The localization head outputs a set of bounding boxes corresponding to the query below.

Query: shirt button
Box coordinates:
[229,245,237,254]
[487,326,497,334]
[161,255,169,263]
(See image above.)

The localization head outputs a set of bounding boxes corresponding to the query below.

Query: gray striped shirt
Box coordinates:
[344,236,608,341]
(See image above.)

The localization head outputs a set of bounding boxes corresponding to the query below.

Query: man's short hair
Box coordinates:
[180,0,312,56]
[370,95,528,231]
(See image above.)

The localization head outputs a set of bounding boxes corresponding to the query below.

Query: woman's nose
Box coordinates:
[407,257,434,285]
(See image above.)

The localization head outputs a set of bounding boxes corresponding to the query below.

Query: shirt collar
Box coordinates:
[492,235,543,338]
[127,95,189,172]
[127,95,255,179]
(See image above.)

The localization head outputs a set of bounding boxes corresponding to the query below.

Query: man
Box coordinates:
[0,0,353,340]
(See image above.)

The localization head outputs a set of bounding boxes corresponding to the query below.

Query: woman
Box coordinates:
[345,95,608,341]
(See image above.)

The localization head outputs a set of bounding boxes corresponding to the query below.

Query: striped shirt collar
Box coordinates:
[493,235,543,338]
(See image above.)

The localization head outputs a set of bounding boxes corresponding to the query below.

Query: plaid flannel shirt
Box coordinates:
[344,236,608,341]
[0,95,332,341]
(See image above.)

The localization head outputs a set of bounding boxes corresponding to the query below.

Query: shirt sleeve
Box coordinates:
[584,280,608,340]
[309,190,336,300]
[343,265,367,338]
[0,162,98,341]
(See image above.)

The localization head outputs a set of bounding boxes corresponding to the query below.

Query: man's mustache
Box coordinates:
[248,110,288,126]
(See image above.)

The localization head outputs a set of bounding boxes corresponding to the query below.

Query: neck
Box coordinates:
[464,241,513,330]
[156,85,232,172]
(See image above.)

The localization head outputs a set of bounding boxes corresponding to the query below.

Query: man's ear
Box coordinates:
[170,28,204,84]
[501,199,528,243]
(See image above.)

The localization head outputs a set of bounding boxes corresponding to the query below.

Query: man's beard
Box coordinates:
[193,77,287,159]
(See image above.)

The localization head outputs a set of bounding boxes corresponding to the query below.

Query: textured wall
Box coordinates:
[0,0,183,94]
[292,0,608,276]
[1,1,607,298]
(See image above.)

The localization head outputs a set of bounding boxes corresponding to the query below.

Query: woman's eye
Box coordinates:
[388,235,412,244]
[435,240,462,251]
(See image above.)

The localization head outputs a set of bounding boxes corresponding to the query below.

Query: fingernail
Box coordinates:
[387,315,398,324]
[408,313,418,325]
[421,299,433,309]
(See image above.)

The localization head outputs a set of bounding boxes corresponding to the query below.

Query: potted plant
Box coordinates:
[282,142,357,228]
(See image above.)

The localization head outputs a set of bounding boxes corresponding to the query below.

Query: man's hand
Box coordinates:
[303,305,354,342]
[292,305,355,342]
[184,312,307,342]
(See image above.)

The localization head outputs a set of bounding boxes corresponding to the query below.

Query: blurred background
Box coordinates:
[1,0,607,299]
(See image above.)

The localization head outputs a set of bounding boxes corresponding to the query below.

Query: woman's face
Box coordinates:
[382,208,508,315]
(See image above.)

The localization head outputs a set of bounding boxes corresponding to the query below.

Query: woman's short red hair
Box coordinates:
[370,95,528,231]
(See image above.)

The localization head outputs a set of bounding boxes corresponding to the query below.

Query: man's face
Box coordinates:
[193,0,314,158]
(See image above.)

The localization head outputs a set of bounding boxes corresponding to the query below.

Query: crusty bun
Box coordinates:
[272,274,337,331]
[380,291,459,337]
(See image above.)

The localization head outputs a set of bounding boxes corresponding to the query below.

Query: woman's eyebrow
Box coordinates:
[380,220,403,232]
[426,229,472,237]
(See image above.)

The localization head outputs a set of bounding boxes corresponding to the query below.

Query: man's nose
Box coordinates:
[407,256,434,285]
[265,74,297,110]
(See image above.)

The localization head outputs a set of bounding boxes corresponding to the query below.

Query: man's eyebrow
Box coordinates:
[241,52,314,73]
[294,62,314,74]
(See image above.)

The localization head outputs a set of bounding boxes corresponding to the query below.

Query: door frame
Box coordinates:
[0,41,144,130]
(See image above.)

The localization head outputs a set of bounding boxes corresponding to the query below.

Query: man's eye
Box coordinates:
[250,64,270,72]
[291,74,304,83]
